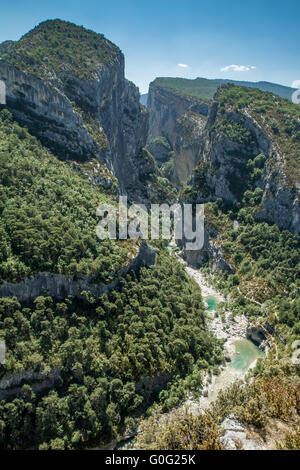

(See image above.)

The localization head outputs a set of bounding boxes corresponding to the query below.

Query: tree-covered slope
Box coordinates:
[152,77,218,102]
[0,19,121,81]
[0,253,222,449]
[136,187,300,452]
[0,108,136,284]
[215,79,297,101]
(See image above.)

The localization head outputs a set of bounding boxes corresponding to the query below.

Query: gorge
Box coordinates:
[0,19,299,451]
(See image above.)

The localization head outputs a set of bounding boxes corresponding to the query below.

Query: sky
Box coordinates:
[0,0,299,93]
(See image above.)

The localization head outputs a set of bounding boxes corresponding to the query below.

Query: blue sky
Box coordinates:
[0,0,299,93]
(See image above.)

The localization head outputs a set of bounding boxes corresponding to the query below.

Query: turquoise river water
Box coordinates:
[230,339,264,372]
[205,296,219,311]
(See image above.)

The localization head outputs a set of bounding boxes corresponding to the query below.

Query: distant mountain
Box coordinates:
[151,77,296,102]
[214,79,296,101]
[151,77,217,102]
[140,93,148,106]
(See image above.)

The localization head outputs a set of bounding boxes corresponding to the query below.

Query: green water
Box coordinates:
[230,339,264,372]
[205,296,218,311]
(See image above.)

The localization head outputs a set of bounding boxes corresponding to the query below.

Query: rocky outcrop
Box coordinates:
[146,137,172,167]
[147,81,209,187]
[190,100,300,234]
[191,105,270,201]
[255,173,300,235]
[0,367,61,400]
[148,80,299,234]
[0,61,101,161]
[220,414,265,450]
[246,326,266,346]
[172,111,207,186]
[147,82,209,142]
[0,241,156,303]
[182,226,232,273]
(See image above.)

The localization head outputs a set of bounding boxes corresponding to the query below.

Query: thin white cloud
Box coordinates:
[220,64,257,72]
[292,80,300,88]
[178,63,189,68]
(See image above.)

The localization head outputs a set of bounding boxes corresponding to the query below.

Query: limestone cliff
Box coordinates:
[0,19,155,202]
[182,226,233,272]
[147,79,209,187]
[0,367,61,401]
[148,79,299,235]
[0,241,156,303]
[188,86,300,235]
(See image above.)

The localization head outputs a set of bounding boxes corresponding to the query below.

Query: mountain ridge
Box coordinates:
[150,76,297,102]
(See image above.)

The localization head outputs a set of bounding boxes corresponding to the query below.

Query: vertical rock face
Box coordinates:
[0,241,156,303]
[182,226,233,272]
[173,110,207,185]
[148,80,299,235]
[147,80,209,187]
[192,104,271,202]
[60,61,151,198]
[0,61,100,160]
[189,98,300,235]
[0,19,153,202]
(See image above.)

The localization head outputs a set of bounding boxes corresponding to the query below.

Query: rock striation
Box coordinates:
[220,414,265,450]
[148,80,299,235]
[0,367,61,401]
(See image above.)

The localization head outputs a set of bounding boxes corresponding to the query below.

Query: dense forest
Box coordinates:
[0,252,223,449]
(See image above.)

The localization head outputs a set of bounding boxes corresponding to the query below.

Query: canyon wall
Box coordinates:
[147,80,209,187]
[189,101,300,235]
[0,241,156,303]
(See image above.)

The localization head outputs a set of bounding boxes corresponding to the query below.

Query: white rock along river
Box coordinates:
[179,257,264,412]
